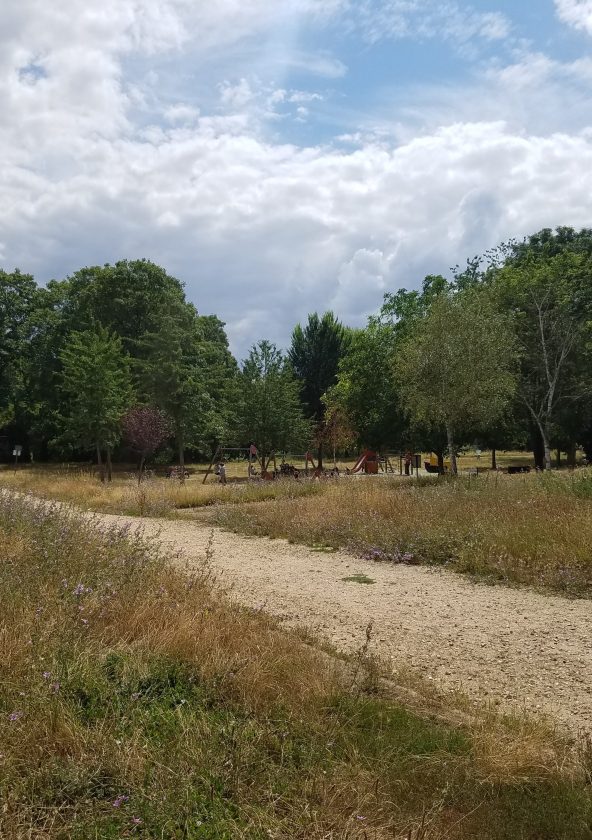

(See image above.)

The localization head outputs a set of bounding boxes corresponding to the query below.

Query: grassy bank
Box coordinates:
[213,472,592,596]
[2,494,592,838]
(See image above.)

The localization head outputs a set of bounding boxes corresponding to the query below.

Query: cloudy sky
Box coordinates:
[3,0,592,356]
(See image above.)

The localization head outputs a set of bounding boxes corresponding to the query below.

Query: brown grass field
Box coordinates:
[1,455,591,595]
[2,491,592,838]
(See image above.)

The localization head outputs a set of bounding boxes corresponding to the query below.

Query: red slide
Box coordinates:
[350,452,368,474]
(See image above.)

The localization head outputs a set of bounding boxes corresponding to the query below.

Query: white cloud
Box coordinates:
[2,0,592,357]
[4,113,592,354]
[555,0,592,34]
[164,103,200,124]
[219,78,255,109]
[347,0,511,46]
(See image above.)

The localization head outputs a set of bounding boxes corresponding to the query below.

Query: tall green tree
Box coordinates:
[136,306,214,470]
[289,312,350,467]
[328,324,405,451]
[56,259,188,351]
[196,314,240,451]
[0,269,38,435]
[59,327,133,480]
[394,290,518,475]
[494,239,592,470]
[239,340,310,470]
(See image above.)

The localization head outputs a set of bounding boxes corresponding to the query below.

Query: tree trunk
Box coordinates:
[542,428,552,472]
[106,447,113,482]
[437,451,444,473]
[178,436,185,483]
[491,447,497,471]
[317,440,323,470]
[96,444,105,483]
[567,441,577,470]
[138,455,145,485]
[446,424,458,476]
[531,427,545,471]
[556,449,561,469]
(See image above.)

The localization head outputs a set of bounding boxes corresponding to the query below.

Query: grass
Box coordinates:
[0,466,322,517]
[2,493,592,838]
[214,471,592,596]
[342,573,376,584]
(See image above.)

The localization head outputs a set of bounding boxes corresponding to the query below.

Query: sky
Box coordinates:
[3,0,592,358]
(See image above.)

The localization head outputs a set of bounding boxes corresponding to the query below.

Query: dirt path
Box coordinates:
[96,512,592,733]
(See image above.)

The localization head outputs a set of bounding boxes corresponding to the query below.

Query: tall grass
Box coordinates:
[2,493,591,838]
[0,467,321,517]
[214,472,592,595]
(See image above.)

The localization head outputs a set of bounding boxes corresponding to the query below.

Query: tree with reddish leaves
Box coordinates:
[122,405,171,482]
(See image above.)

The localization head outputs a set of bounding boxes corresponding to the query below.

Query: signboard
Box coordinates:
[13,446,22,457]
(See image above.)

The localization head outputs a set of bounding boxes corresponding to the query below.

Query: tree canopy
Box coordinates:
[2,227,592,474]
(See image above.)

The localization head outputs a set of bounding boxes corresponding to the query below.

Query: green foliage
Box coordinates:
[59,327,133,463]
[289,312,350,465]
[0,269,38,427]
[289,311,350,421]
[136,306,214,466]
[239,340,310,465]
[493,236,592,468]
[394,289,518,472]
[328,323,405,450]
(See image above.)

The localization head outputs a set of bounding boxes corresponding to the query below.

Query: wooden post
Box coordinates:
[203,446,221,484]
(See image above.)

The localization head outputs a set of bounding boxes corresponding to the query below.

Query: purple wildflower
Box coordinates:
[9,711,23,722]
[112,795,129,808]
[42,671,51,680]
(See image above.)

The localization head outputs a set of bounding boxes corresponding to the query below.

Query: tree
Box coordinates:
[289,312,350,467]
[239,340,310,470]
[394,290,518,475]
[329,324,405,451]
[494,244,592,470]
[56,259,188,352]
[0,269,38,433]
[122,405,172,482]
[136,306,214,471]
[59,327,133,480]
[195,314,240,452]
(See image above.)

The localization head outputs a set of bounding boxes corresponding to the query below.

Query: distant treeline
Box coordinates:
[2,227,592,475]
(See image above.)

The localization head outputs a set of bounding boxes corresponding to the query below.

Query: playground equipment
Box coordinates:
[424,453,451,474]
[349,450,379,475]
[203,445,265,484]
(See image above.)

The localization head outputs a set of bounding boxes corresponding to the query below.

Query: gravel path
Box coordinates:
[98,513,592,733]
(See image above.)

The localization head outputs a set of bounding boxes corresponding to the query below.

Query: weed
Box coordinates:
[214,472,592,595]
[2,493,592,837]
[342,573,376,584]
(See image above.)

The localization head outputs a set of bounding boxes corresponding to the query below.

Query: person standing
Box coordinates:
[218,461,227,485]
[404,451,412,476]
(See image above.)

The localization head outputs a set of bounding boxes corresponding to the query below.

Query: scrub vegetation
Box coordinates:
[2,492,592,839]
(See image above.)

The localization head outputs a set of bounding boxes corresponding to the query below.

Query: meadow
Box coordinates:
[2,491,592,839]
[214,470,592,596]
[2,459,592,595]
[0,464,322,517]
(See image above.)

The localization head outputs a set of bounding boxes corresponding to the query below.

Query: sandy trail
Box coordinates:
[96,512,592,733]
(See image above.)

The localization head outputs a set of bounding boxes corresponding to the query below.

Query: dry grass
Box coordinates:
[0,466,321,517]
[214,471,592,595]
[2,493,592,838]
